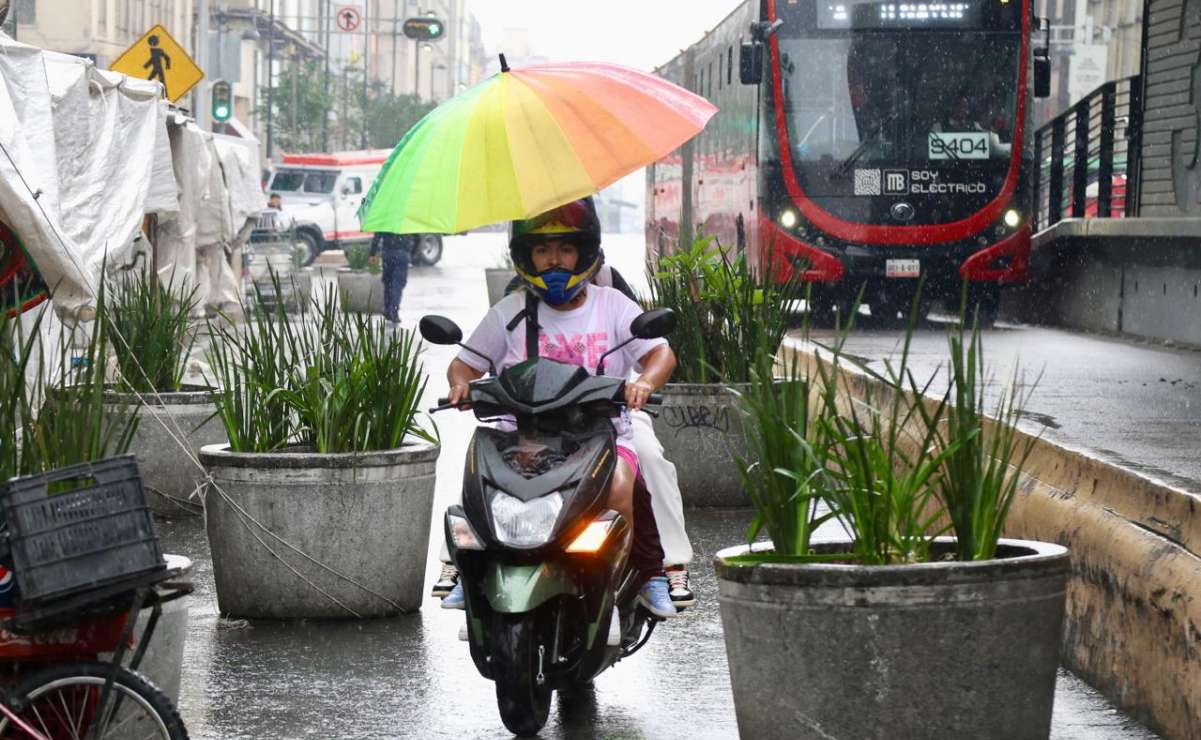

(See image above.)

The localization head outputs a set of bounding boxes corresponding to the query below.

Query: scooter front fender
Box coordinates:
[484,561,578,614]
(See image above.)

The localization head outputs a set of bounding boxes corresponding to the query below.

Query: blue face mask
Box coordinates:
[539,269,583,306]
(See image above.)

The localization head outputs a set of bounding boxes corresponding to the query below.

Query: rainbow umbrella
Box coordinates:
[360,57,717,234]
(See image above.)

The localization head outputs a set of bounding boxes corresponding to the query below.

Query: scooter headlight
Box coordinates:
[491,491,564,547]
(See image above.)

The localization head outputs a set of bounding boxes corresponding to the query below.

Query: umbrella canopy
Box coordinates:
[360,59,717,235]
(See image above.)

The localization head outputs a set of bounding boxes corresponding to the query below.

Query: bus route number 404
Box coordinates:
[928,131,989,160]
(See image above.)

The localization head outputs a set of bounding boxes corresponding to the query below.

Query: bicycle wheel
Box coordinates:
[0,661,187,740]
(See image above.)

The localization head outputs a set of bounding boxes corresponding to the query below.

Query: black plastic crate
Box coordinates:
[0,455,165,607]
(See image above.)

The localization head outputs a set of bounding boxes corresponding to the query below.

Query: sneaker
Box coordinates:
[431,563,459,598]
[637,576,676,619]
[441,581,465,610]
[606,606,622,647]
[666,567,696,609]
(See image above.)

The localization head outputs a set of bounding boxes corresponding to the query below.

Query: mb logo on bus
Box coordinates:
[884,170,909,195]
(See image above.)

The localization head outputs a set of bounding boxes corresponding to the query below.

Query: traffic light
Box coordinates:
[403,16,444,41]
[211,80,233,123]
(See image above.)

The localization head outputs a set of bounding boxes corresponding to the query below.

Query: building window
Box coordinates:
[727,46,733,86]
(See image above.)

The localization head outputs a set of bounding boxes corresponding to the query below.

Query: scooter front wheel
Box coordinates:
[492,613,552,737]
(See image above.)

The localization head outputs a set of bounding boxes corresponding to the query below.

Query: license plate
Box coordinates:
[886,259,920,278]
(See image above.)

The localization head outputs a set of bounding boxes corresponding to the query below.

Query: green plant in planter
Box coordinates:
[735,286,1034,564]
[735,350,838,560]
[914,301,1039,562]
[817,317,957,565]
[106,270,199,393]
[345,242,379,274]
[648,234,802,383]
[1,287,139,480]
[206,278,435,454]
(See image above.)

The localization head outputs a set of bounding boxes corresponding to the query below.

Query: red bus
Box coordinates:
[648,0,1050,322]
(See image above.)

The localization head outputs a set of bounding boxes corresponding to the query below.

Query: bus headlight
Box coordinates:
[780,210,799,229]
[1003,209,1021,228]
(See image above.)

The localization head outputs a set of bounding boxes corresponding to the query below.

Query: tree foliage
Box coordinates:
[259,59,437,153]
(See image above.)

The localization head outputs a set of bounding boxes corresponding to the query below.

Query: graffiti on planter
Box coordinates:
[661,405,731,435]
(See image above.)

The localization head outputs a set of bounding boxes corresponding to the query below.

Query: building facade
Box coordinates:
[3,0,195,66]
[1034,0,1145,124]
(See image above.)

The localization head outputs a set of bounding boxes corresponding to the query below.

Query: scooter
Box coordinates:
[420,308,675,737]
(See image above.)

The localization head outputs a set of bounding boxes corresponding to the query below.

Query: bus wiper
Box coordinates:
[832,114,897,179]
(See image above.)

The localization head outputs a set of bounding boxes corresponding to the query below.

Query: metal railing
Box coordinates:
[1032,75,1142,232]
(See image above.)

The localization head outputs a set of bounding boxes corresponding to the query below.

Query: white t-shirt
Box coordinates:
[457,286,667,444]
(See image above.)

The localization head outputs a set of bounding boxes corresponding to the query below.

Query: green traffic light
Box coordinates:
[430,23,442,37]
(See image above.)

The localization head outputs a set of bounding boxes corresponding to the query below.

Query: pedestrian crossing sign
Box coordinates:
[110,24,204,103]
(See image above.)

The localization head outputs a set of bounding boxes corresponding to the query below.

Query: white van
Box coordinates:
[265,150,442,265]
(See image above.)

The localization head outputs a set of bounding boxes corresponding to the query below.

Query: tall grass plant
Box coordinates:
[207,273,435,454]
[1,284,139,482]
[735,284,1036,564]
[107,270,199,393]
[648,235,802,383]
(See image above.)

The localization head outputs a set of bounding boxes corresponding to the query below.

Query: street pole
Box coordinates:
[391,14,399,96]
[10,1,16,42]
[321,0,330,152]
[266,0,275,159]
[414,41,421,100]
[360,0,370,149]
[196,0,211,130]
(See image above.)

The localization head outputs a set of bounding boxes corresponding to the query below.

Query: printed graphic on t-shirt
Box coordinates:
[538,332,609,368]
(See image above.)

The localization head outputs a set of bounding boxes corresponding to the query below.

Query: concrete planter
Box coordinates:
[485,268,514,306]
[92,386,225,516]
[715,538,1070,740]
[199,442,439,619]
[651,383,750,507]
[105,555,192,705]
[337,268,385,315]
[252,267,312,313]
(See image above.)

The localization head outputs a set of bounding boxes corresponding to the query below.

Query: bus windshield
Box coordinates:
[777,26,1020,199]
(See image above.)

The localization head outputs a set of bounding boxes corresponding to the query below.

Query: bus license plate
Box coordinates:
[886,259,920,278]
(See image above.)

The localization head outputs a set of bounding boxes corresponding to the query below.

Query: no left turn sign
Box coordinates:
[335,5,361,32]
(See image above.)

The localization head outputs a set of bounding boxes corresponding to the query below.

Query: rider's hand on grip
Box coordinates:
[624,379,655,412]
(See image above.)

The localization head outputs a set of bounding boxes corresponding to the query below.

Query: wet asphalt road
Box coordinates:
[159,233,1158,738]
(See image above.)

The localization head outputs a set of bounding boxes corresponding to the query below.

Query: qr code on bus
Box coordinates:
[854,169,881,196]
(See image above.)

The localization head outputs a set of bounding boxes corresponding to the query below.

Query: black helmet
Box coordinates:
[509,198,602,305]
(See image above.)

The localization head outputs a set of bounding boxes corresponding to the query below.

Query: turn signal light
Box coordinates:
[566,519,615,553]
[448,514,483,550]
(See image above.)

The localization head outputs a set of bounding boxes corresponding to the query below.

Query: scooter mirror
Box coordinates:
[419,315,464,345]
[630,308,676,340]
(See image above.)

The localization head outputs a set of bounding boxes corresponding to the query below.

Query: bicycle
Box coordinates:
[0,566,192,740]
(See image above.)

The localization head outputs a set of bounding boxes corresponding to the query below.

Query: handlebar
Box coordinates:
[429,397,461,413]
[430,392,665,415]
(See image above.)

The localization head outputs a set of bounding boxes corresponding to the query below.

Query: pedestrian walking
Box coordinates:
[368,232,413,324]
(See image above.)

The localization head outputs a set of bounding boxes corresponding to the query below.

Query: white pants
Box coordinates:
[629,409,693,567]
[439,411,694,567]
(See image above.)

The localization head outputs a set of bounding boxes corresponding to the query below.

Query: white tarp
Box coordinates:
[155,123,265,312]
[0,33,173,319]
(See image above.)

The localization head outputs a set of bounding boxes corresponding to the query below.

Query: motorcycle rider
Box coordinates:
[435,197,681,617]
[486,250,696,608]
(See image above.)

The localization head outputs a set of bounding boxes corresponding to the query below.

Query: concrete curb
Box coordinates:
[780,337,1196,739]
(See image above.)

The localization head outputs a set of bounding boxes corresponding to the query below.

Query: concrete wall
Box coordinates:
[1009,223,1201,346]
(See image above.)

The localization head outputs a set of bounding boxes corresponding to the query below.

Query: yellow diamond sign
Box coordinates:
[110,25,204,103]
